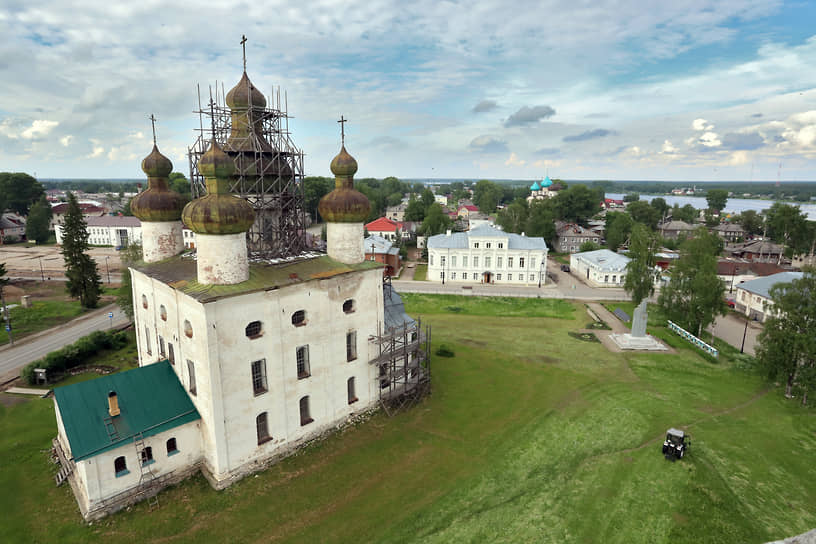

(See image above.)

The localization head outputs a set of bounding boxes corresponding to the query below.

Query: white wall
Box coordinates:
[428,236,547,285]
[569,254,627,288]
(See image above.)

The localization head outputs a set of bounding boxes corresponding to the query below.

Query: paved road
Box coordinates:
[709,313,762,356]
[0,304,129,381]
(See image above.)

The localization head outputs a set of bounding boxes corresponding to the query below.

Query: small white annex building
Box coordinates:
[570,249,630,288]
[427,225,548,285]
[51,67,428,521]
[55,216,142,247]
[734,271,803,322]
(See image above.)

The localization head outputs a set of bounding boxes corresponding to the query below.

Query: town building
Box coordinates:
[427,225,548,285]
[385,202,408,222]
[55,216,142,247]
[51,64,428,521]
[365,217,405,242]
[526,176,560,202]
[658,219,696,240]
[734,271,803,322]
[569,249,630,288]
[50,202,107,230]
[365,235,401,276]
[712,223,746,242]
[716,259,786,294]
[0,213,26,243]
[726,240,786,263]
[554,221,602,253]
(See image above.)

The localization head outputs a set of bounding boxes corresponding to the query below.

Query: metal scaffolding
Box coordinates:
[188,80,308,259]
[370,278,432,415]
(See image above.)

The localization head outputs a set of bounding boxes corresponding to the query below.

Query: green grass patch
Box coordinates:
[0,296,813,543]
[0,300,86,343]
[401,293,575,319]
[569,331,600,342]
[413,264,427,281]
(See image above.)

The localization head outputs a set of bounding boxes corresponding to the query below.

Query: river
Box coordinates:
[605,193,816,220]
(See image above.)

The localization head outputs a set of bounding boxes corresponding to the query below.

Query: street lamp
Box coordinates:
[105,256,111,284]
[538,260,544,288]
[741,313,751,353]
[441,258,445,285]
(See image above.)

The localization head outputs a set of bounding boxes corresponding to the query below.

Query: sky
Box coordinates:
[2,0,816,182]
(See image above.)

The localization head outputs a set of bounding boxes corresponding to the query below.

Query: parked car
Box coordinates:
[560,264,570,272]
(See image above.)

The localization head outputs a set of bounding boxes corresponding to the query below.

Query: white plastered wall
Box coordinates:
[141,221,183,263]
[195,232,249,285]
[327,222,364,264]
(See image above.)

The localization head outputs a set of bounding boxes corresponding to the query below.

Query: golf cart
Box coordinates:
[662,428,690,460]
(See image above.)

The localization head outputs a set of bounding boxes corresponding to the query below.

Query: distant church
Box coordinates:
[50,49,429,521]
[526,175,561,202]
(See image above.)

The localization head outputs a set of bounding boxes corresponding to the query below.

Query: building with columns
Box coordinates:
[426,225,548,285]
[51,64,428,521]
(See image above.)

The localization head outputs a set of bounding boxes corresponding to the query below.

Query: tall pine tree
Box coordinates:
[61,193,102,308]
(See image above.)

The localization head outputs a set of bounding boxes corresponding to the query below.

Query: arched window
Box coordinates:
[166,438,178,455]
[256,412,271,444]
[245,321,262,338]
[140,446,154,466]
[342,299,355,314]
[160,305,167,321]
[299,396,313,426]
[184,319,193,338]
[114,456,128,476]
[291,310,307,326]
[142,294,148,309]
[347,377,357,405]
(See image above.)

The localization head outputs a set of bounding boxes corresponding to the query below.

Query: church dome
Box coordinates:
[541,176,553,187]
[318,145,370,223]
[182,139,255,234]
[131,144,184,222]
[225,72,266,110]
[530,180,541,191]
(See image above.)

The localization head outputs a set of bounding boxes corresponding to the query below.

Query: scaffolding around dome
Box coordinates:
[188,81,307,259]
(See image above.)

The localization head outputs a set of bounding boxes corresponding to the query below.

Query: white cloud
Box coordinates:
[60,135,73,147]
[0,119,59,140]
[699,132,722,147]
[87,139,105,159]
[661,140,677,154]
[728,150,750,165]
[692,118,714,131]
[504,152,525,166]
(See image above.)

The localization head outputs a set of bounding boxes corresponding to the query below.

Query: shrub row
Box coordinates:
[22,330,130,385]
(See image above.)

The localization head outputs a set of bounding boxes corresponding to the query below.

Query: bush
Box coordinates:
[23,329,128,384]
[436,344,455,357]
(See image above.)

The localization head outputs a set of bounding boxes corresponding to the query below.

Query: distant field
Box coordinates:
[0,296,814,543]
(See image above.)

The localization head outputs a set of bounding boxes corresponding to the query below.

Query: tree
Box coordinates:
[116,243,143,320]
[579,240,601,252]
[25,195,52,244]
[524,200,556,244]
[420,203,452,236]
[472,180,502,214]
[624,224,659,306]
[623,192,640,203]
[61,193,102,308]
[658,227,726,337]
[122,197,134,216]
[650,197,669,218]
[404,195,425,222]
[764,202,808,254]
[671,203,697,223]
[705,189,729,213]
[737,210,763,236]
[496,199,528,233]
[605,211,634,251]
[304,176,333,221]
[626,200,660,230]
[0,262,8,307]
[552,184,602,224]
[420,188,436,211]
[0,172,45,215]
[756,271,816,404]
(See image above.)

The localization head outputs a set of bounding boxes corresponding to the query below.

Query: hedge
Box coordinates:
[22,330,130,385]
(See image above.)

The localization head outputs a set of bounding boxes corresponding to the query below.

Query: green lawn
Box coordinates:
[0,300,86,343]
[0,296,814,543]
[413,264,427,281]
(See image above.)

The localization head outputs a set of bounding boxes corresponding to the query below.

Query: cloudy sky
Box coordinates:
[2,0,816,182]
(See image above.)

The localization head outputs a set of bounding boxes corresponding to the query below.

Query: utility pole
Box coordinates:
[740,316,749,353]
[39,256,45,282]
[105,256,111,284]
[1,292,13,345]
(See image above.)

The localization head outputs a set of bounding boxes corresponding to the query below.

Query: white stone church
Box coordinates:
[51,67,427,520]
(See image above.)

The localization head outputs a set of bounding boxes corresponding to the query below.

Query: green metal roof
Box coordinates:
[133,254,383,303]
[54,361,200,462]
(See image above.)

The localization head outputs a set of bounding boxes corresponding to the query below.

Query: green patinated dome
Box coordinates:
[226,71,266,110]
[318,145,370,223]
[182,139,255,234]
[131,144,184,222]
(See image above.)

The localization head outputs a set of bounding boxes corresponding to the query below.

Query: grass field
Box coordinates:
[1,295,814,543]
[413,263,427,281]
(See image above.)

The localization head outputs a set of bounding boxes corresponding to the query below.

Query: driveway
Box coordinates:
[709,313,762,356]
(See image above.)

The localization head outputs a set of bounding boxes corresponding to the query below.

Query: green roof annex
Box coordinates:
[54,361,200,462]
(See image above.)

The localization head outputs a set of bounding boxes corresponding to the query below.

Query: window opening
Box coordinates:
[292,310,307,326]
[346,331,357,362]
[296,346,310,379]
[300,396,313,426]
[251,359,268,395]
[187,360,197,395]
[256,412,271,444]
[166,438,178,455]
[245,320,262,338]
[347,377,358,404]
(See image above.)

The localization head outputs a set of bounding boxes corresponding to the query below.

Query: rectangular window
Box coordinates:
[530,258,536,269]
[612,275,617,282]
[256,412,270,444]
[605,275,609,283]
[297,346,310,379]
[451,272,456,279]
[144,326,151,355]
[430,255,434,266]
[497,273,502,280]
[187,360,197,396]
[168,343,175,365]
[497,257,502,268]
[140,446,154,466]
[508,257,513,268]
[498,243,503,249]
[441,256,446,266]
[346,331,357,361]
[462,256,468,267]
[473,256,479,268]
[485,257,491,267]
[473,273,478,280]
[251,359,268,395]
[159,336,165,358]
[474,242,479,249]
[451,256,457,267]
[508,274,512,281]
[530,274,534,281]
[519,257,525,268]
[486,242,491,249]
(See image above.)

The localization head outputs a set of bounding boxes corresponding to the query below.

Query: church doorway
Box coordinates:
[482,271,493,284]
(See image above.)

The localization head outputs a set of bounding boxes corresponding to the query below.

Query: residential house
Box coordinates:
[658,220,696,240]
[569,249,630,288]
[554,222,602,253]
[712,223,746,242]
[734,271,803,322]
[364,235,401,276]
[0,213,26,243]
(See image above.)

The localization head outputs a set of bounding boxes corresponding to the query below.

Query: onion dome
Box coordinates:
[182,139,255,234]
[130,145,184,222]
[318,146,370,223]
[225,71,266,110]
[542,175,553,187]
[529,180,541,191]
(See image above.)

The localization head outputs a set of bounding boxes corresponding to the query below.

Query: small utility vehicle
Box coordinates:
[662,428,690,460]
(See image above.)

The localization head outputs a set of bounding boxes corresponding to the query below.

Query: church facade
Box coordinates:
[51,63,427,520]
